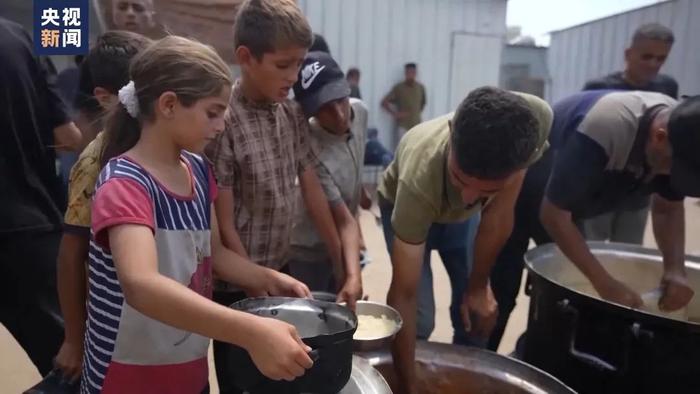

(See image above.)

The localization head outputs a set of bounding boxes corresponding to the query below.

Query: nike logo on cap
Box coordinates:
[301,61,326,89]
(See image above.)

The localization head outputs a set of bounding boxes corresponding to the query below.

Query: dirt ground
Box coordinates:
[2,199,699,393]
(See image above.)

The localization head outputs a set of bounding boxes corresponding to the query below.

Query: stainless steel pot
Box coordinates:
[340,356,392,394]
[524,242,700,394]
[240,356,391,394]
[357,341,576,394]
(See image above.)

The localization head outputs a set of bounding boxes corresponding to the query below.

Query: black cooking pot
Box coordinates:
[524,242,700,394]
[225,297,357,394]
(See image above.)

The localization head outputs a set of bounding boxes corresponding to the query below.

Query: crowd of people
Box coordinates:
[1,0,699,394]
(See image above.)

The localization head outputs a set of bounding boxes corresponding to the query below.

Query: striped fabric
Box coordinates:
[81,152,213,394]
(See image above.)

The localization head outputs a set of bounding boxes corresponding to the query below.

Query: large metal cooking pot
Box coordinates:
[225,297,357,394]
[524,242,700,394]
[357,341,576,394]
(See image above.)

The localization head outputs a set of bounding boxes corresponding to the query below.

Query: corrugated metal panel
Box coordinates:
[548,0,700,103]
[449,33,503,108]
[298,0,507,149]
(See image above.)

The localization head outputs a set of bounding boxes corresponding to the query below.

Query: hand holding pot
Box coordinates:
[461,283,498,339]
[245,317,314,381]
[336,274,363,311]
[659,273,694,311]
[53,339,83,383]
[595,276,643,308]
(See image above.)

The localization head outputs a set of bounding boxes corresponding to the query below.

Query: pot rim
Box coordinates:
[230,296,359,339]
[359,340,577,394]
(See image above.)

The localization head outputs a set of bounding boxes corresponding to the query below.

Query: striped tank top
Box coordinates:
[81,152,214,394]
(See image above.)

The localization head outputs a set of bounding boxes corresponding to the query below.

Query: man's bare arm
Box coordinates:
[651,194,693,311]
[540,197,642,307]
[387,237,424,394]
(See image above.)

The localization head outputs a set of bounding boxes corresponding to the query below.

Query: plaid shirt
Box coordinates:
[205,81,316,271]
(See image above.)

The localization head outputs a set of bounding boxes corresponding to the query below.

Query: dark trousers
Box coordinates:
[287,258,336,294]
[0,231,64,376]
[212,265,290,394]
[487,150,553,352]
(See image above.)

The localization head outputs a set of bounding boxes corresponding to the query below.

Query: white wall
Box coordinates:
[449,33,503,109]
[548,0,700,103]
[298,0,507,149]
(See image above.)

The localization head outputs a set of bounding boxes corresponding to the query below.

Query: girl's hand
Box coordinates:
[336,275,362,311]
[54,339,83,383]
[266,270,311,298]
[244,317,313,381]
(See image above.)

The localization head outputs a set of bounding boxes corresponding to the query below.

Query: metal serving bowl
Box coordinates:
[352,301,403,352]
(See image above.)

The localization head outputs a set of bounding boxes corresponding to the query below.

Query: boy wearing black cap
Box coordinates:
[289,51,365,309]
[488,90,699,351]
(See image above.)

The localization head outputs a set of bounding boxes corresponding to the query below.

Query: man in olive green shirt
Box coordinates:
[378,87,552,394]
[382,63,427,143]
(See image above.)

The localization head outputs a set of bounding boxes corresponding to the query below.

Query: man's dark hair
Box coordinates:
[451,87,539,179]
[632,23,675,46]
[405,62,417,70]
[310,33,330,54]
[347,67,360,79]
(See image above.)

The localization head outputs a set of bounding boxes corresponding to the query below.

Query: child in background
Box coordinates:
[54,30,152,383]
[82,36,313,394]
[205,1,362,392]
[70,30,138,146]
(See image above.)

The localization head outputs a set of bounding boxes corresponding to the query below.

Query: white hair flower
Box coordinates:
[118,81,140,118]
